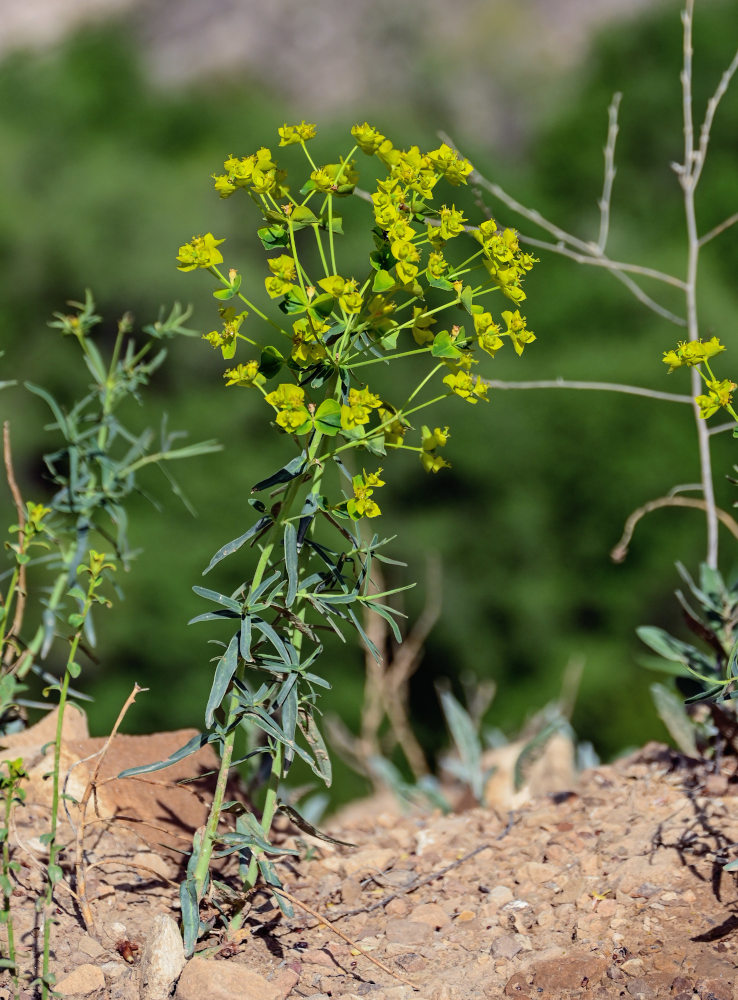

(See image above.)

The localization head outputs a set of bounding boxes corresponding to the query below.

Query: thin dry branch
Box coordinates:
[270,885,419,991]
[597,92,622,252]
[71,682,147,930]
[698,211,738,248]
[357,557,442,784]
[611,495,738,564]
[482,377,691,405]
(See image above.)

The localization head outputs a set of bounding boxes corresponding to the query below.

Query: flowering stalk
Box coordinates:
[160,120,542,952]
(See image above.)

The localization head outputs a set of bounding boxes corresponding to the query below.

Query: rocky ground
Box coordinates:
[1,715,738,1000]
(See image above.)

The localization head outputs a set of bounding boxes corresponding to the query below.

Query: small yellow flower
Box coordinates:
[501,310,536,356]
[663,336,725,372]
[443,370,489,404]
[347,469,385,519]
[265,383,312,433]
[341,387,382,430]
[176,233,225,272]
[378,407,407,446]
[278,121,317,146]
[696,378,736,418]
[223,361,265,388]
[351,122,386,155]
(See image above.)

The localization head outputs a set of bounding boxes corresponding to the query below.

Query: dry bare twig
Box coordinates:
[443,2,738,569]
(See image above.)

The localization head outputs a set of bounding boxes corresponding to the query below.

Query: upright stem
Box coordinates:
[192,430,325,903]
[681,0,718,568]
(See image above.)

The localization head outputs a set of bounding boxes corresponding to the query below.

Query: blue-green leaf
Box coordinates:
[205,633,239,727]
[192,587,242,613]
[252,454,307,493]
[284,522,298,608]
[202,517,273,575]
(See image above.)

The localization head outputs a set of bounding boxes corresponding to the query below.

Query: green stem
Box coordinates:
[42,571,97,1000]
[312,224,331,278]
[2,781,19,998]
[192,429,326,908]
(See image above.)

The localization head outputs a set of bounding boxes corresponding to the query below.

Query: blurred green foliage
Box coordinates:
[1,3,738,805]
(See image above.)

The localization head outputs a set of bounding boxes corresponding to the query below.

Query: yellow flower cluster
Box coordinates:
[662,337,725,372]
[420,425,451,473]
[212,148,289,199]
[223,361,265,388]
[695,378,736,418]
[341,387,383,430]
[347,469,385,519]
[176,233,225,272]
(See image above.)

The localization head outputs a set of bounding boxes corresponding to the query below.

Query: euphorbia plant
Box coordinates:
[132,121,540,952]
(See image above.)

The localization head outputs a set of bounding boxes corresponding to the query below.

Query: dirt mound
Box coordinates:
[2,736,738,999]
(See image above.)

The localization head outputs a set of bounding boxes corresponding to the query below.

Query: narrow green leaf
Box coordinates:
[252,454,307,493]
[203,516,273,576]
[650,682,698,756]
[118,732,210,777]
[192,586,242,613]
[278,802,354,846]
[240,614,253,662]
[298,710,332,786]
[205,633,239,728]
[180,877,200,957]
[284,522,298,609]
[439,689,483,800]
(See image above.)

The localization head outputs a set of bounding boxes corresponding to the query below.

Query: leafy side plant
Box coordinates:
[132,121,540,952]
[1,296,219,995]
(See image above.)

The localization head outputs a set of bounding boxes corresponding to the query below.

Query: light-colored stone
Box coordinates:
[100,961,127,980]
[77,933,105,959]
[55,963,106,996]
[139,913,186,1000]
[174,957,281,1000]
[409,902,450,929]
[131,851,171,881]
[384,918,433,946]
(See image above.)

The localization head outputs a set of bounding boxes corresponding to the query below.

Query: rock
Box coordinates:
[342,847,396,877]
[492,934,524,959]
[409,902,450,929]
[131,851,172,881]
[269,966,301,998]
[77,934,105,959]
[530,955,608,991]
[101,961,127,981]
[55,963,106,996]
[139,913,186,1000]
[696,978,733,1000]
[384,918,433,946]
[174,958,282,1000]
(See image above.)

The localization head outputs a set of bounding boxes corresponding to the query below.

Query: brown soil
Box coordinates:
[2,725,738,1000]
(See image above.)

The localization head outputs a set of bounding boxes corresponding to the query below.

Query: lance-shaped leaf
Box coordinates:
[192,586,242,613]
[202,515,273,576]
[284,522,298,608]
[278,803,355,847]
[205,633,240,727]
[118,731,214,777]
[252,453,307,493]
[243,705,328,780]
[252,617,292,664]
[298,709,332,786]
